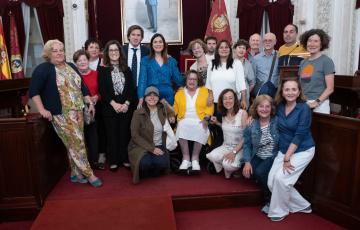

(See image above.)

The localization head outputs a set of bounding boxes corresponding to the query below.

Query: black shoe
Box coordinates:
[93,162,105,170]
[207,162,217,174]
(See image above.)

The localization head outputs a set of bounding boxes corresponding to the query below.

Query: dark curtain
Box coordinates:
[357,0,360,9]
[0,1,25,55]
[96,0,122,44]
[90,0,211,61]
[87,0,98,40]
[0,0,64,48]
[237,0,294,47]
[32,0,64,43]
[266,0,294,49]
[237,0,268,40]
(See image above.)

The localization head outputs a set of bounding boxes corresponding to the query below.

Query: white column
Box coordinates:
[353,8,360,72]
[292,0,316,34]
[327,0,355,75]
[224,0,239,42]
[62,0,88,62]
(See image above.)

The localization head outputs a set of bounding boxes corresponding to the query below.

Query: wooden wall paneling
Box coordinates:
[0,116,68,221]
[305,114,360,229]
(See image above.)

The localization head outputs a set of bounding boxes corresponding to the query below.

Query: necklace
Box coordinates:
[224,114,235,124]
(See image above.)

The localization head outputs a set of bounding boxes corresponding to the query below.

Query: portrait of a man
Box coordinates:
[121,0,183,44]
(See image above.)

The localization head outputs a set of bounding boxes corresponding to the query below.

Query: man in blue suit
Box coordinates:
[145,0,158,32]
[123,25,150,91]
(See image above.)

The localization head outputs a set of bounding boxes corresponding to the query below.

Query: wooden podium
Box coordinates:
[0,79,68,221]
[279,65,299,81]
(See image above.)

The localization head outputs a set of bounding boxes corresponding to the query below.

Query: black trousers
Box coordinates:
[84,121,98,166]
[95,102,107,154]
[103,114,132,166]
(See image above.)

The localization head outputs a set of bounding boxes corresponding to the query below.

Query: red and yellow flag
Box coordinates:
[0,16,11,80]
[9,14,24,79]
[205,0,232,43]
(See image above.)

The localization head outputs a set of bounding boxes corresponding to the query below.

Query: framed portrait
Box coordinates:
[121,0,183,45]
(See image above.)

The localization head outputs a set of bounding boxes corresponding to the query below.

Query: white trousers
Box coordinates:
[307,99,330,114]
[267,147,315,218]
[206,145,242,178]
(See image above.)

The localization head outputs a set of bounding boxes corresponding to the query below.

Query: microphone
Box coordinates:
[287,44,300,66]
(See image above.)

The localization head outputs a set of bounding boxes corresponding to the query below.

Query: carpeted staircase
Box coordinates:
[1,168,343,230]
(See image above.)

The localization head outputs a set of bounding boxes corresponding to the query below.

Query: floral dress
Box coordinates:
[51,64,93,178]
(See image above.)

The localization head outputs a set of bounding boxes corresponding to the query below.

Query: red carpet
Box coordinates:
[31,196,176,230]
[175,207,344,230]
[0,221,32,230]
[47,168,260,200]
[6,169,344,229]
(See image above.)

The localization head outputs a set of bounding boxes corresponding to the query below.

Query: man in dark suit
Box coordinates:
[123,25,150,108]
[122,25,150,91]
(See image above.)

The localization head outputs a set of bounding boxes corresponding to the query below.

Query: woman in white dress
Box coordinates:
[206,89,248,178]
[174,70,214,171]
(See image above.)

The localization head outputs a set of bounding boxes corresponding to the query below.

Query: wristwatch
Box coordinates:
[315,98,321,104]
[232,150,237,154]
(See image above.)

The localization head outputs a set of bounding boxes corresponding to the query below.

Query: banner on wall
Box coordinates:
[9,14,24,79]
[205,0,232,42]
[0,16,12,80]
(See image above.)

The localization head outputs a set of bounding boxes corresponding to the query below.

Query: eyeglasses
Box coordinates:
[109,49,119,53]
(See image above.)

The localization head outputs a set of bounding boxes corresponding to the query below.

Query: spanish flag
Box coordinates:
[205,0,232,43]
[0,16,11,80]
[9,14,24,79]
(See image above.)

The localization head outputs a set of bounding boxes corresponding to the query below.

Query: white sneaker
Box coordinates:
[191,160,201,171]
[179,160,191,170]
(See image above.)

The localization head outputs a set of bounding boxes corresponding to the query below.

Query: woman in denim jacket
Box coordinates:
[242,95,279,212]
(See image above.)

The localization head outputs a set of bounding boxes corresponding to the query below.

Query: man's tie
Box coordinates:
[131,48,138,86]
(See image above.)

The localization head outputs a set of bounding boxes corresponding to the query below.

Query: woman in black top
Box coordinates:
[98,40,136,171]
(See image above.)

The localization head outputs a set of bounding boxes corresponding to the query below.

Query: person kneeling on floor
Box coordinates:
[128,86,175,184]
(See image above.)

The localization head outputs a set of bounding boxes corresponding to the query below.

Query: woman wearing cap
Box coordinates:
[173,70,214,172]
[128,86,175,184]
[137,33,183,107]
[98,40,136,171]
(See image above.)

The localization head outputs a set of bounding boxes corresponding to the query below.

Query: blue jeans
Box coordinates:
[139,148,169,178]
[250,155,274,203]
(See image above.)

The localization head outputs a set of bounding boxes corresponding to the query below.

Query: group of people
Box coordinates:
[29,22,335,222]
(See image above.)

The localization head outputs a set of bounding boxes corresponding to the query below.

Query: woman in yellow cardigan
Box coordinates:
[173,70,214,171]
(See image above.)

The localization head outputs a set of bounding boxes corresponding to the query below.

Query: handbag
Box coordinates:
[253,52,278,98]
[83,103,95,125]
[163,119,177,151]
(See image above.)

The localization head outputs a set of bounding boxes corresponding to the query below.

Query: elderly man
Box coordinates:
[278,24,308,66]
[247,33,262,62]
[251,33,279,96]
